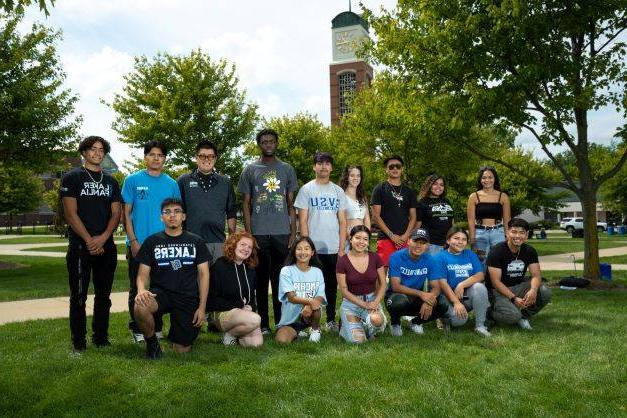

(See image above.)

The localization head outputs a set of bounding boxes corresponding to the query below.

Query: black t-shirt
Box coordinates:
[60,167,121,243]
[487,242,539,287]
[370,182,418,240]
[417,197,454,246]
[136,231,210,298]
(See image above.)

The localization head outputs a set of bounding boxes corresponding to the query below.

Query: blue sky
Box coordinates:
[22,0,625,167]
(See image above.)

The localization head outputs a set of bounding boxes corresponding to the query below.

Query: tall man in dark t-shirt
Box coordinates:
[370,155,418,271]
[177,140,237,263]
[487,218,552,329]
[238,129,298,333]
[134,198,210,359]
[60,136,121,352]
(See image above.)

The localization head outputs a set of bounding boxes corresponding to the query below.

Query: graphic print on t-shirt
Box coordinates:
[310,195,341,211]
[254,170,285,215]
[506,260,526,280]
[293,280,320,299]
[431,202,454,220]
[136,186,148,200]
[153,242,197,271]
[79,182,113,197]
[447,263,473,279]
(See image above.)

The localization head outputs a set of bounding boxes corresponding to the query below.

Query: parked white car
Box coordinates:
[560,217,607,233]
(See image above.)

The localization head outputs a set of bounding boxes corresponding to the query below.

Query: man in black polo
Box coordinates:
[60,136,121,352]
[134,198,210,359]
[487,218,552,329]
[177,140,236,263]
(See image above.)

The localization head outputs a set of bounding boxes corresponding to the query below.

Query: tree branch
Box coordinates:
[596,147,627,186]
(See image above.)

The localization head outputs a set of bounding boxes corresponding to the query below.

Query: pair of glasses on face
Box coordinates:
[197,154,217,161]
[147,153,166,159]
[162,209,183,215]
[387,164,402,170]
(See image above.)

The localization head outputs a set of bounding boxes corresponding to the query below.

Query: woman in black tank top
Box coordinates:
[466,166,511,261]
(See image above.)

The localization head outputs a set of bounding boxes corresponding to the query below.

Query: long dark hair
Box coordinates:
[348,225,371,250]
[476,166,501,191]
[418,174,446,200]
[444,226,469,250]
[339,165,367,204]
[284,236,322,268]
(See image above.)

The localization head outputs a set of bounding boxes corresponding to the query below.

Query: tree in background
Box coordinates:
[365,1,627,280]
[0,0,53,15]
[0,162,44,229]
[0,11,81,173]
[245,112,332,186]
[110,49,258,181]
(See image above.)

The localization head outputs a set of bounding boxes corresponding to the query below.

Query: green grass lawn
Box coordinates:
[21,244,127,254]
[0,289,625,417]
[0,236,68,244]
[0,255,128,301]
[531,234,627,256]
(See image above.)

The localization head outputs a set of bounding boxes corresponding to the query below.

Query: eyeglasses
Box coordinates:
[197,154,217,161]
[161,209,183,215]
[147,152,166,159]
[387,164,402,170]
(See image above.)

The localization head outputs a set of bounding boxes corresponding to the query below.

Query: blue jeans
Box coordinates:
[473,226,505,262]
[339,293,386,343]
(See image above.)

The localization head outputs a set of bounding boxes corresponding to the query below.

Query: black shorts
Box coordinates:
[281,319,309,333]
[153,288,200,347]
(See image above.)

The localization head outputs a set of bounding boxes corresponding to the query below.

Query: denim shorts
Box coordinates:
[339,293,387,343]
[473,226,505,261]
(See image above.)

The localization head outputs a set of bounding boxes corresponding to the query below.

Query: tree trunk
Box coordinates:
[578,182,601,281]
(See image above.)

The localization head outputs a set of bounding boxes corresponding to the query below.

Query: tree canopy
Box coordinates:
[0,11,81,173]
[110,49,258,181]
[364,0,627,280]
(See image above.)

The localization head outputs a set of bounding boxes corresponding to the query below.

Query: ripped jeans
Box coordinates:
[339,293,387,343]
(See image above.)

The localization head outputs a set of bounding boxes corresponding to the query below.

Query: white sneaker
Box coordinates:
[401,316,415,323]
[325,321,339,332]
[222,332,238,346]
[155,331,164,340]
[409,323,424,335]
[517,318,533,330]
[391,324,403,337]
[131,330,145,344]
[309,329,321,343]
[475,326,492,337]
[297,329,309,338]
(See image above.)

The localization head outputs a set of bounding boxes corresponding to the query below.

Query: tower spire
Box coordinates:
[348,0,351,12]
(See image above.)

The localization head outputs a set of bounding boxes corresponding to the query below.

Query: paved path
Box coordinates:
[0,239,127,260]
[539,246,627,271]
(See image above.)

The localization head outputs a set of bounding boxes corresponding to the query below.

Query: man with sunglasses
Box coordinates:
[371,155,418,271]
[122,140,181,343]
[177,140,236,264]
[134,198,210,359]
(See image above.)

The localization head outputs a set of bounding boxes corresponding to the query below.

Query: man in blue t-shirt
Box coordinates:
[385,228,446,337]
[121,140,181,342]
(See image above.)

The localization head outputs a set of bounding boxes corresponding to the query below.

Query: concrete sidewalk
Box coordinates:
[0,240,127,261]
[539,246,627,271]
[0,292,129,325]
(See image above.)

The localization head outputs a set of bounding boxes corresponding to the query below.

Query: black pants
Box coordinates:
[254,234,290,329]
[127,248,162,333]
[318,253,338,323]
[66,239,117,345]
[385,292,446,326]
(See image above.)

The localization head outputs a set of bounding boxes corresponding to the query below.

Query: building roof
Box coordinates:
[332,11,369,31]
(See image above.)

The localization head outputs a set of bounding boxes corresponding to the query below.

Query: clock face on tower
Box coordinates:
[335,30,358,53]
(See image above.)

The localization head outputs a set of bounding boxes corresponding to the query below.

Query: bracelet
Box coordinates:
[509,296,516,303]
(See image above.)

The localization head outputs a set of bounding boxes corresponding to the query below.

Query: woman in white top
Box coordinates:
[339,165,371,251]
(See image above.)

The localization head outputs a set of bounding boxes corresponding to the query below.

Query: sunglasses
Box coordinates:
[387,164,403,170]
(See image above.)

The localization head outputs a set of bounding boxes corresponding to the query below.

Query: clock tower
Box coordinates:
[329,10,373,125]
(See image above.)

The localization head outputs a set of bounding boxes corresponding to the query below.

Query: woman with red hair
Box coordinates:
[207,231,263,347]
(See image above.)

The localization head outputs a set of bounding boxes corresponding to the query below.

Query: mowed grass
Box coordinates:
[0,236,68,244]
[531,234,627,256]
[0,256,129,301]
[0,289,625,417]
[21,244,127,254]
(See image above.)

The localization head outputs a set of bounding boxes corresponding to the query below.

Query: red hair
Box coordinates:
[222,231,259,268]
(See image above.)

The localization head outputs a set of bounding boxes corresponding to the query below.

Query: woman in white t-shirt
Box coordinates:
[340,165,371,251]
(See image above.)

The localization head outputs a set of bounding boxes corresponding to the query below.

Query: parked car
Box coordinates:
[560,217,607,233]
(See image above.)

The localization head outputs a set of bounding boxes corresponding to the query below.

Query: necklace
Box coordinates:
[388,182,403,207]
[83,166,103,184]
[234,263,251,305]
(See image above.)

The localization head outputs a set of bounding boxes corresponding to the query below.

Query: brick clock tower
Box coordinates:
[329,10,373,125]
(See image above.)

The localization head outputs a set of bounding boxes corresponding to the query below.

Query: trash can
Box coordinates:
[618,225,626,235]
[607,226,615,235]
[600,263,612,281]
[572,229,584,238]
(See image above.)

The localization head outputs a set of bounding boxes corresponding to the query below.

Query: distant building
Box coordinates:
[518,187,609,224]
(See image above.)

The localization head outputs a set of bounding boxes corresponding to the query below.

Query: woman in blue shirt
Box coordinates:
[435,227,492,337]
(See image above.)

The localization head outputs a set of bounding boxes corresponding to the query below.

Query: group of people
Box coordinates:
[60,130,552,359]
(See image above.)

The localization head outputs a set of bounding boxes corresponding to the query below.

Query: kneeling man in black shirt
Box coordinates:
[134,198,210,359]
[487,218,552,330]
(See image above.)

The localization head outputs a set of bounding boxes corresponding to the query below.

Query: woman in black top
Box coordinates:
[416,174,454,255]
[207,231,263,347]
[466,166,511,261]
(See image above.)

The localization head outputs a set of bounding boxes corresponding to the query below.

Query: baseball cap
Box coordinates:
[410,228,430,242]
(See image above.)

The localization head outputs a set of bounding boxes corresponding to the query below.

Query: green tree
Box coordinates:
[0,11,81,173]
[0,0,53,15]
[245,113,332,186]
[110,49,258,182]
[365,1,627,280]
[0,162,44,228]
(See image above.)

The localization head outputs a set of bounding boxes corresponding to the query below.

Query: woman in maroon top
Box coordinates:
[336,225,387,343]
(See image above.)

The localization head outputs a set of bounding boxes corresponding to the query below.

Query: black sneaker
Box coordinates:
[92,339,111,348]
[73,341,87,353]
[145,339,162,360]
